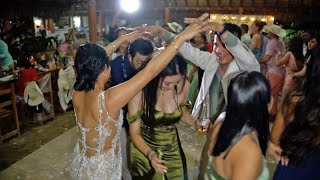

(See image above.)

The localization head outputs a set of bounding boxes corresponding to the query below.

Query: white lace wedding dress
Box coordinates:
[70,91,123,180]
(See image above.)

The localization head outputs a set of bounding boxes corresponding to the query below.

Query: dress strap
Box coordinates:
[127,109,143,123]
[97,90,107,125]
[179,100,192,110]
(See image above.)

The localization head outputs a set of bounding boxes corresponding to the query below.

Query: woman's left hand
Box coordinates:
[267,140,282,161]
[280,156,289,166]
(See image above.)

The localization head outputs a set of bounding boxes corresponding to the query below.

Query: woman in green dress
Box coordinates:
[128,54,199,180]
[206,71,270,180]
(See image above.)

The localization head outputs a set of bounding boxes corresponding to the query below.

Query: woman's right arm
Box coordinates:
[293,64,306,78]
[105,31,142,56]
[106,18,210,118]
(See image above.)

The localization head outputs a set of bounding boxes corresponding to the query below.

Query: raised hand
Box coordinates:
[121,30,144,43]
[178,18,211,41]
[184,13,224,33]
[135,26,166,38]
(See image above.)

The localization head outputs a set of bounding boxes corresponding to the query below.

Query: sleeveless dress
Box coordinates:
[281,52,301,99]
[128,103,190,180]
[205,124,270,180]
[70,91,123,180]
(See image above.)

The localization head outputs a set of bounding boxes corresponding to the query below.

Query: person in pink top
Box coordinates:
[275,36,304,100]
[260,24,286,118]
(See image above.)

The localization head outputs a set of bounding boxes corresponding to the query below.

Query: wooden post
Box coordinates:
[99,11,105,38]
[88,0,97,43]
[49,18,55,33]
[165,7,172,24]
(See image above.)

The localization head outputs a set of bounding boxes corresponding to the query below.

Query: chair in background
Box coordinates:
[0,81,20,142]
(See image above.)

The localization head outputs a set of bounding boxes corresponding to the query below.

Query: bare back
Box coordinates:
[70,90,123,179]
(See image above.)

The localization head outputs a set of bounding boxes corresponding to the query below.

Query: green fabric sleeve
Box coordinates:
[127,110,143,123]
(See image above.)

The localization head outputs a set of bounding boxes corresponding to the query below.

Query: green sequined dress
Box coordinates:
[128,104,189,180]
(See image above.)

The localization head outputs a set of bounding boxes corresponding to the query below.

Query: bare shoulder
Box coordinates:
[252,34,261,40]
[228,134,263,180]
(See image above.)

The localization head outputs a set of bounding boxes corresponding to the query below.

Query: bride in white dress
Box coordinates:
[69,15,210,180]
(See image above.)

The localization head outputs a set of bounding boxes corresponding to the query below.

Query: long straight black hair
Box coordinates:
[212,71,270,156]
[142,54,187,123]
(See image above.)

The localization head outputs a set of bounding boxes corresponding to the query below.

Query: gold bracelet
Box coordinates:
[170,41,179,52]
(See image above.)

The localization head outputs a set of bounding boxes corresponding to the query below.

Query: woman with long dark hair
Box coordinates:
[128,54,199,180]
[275,36,304,99]
[273,50,320,179]
[206,71,270,180]
[69,16,209,180]
[291,35,320,80]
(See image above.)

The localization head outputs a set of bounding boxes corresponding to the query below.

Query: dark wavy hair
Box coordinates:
[253,20,264,32]
[128,38,154,59]
[223,23,241,39]
[288,36,304,63]
[280,50,320,166]
[212,71,270,156]
[74,43,109,92]
[305,35,320,59]
[142,54,187,125]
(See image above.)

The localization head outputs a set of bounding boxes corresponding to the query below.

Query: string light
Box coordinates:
[210,14,217,20]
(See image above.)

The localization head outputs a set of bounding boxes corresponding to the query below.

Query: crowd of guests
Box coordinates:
[70,11,320,180]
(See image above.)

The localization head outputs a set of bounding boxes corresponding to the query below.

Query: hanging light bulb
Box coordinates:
[120,0,140,13]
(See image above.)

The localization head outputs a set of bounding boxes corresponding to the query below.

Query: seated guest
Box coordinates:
[16,57,38,97]
[0,39,13,70]
[207,71,270,180]
[272,50,320,180]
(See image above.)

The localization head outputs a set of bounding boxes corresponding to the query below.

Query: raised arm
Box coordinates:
[184,18,259,72]
[179,81,198,128]
[106,16,210,118]
[275,51,290,66]
[105,31,142,56]
[145,25,213,72]
[220,31,260,72]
